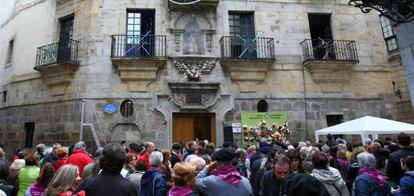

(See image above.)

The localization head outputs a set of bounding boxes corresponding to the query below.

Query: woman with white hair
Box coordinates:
[45,164,83,196]
[352,152,390,196]
[188,157,206,173]
[140,151,168,196]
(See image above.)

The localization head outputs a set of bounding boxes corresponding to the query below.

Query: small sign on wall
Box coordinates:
[232,123,242,133]
[103,103,118,114]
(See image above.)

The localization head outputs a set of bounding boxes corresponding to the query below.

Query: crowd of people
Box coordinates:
[0,132,413,195]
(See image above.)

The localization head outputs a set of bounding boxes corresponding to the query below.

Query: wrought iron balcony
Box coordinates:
[300,39,359,63]
[35,39,80,68]
[219,36,275,60]
[111,35,166,59]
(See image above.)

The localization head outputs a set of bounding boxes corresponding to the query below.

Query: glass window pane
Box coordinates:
[234,20,240,27]
[128,13,134,17]
[387,38,397,51]
[235,27,240,33]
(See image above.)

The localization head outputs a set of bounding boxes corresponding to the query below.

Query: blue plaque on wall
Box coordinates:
[104,103,117,114]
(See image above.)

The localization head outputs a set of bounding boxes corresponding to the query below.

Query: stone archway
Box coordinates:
[111,123,141,145]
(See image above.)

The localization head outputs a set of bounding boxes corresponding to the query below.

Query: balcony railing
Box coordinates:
[35,39,80,67]
[300,39,358,62]
[111,35,166,58]
[220,36,275,60]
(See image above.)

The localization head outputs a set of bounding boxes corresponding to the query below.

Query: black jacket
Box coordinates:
[261,170,286,196]
[170,152,181,168]
[250,158,272,196]
[387,147,414,183]
[43,152,58,165]
[260,172,330,196]
[284,173,330,196]
[0,179,14,196]
[82,171,139,196]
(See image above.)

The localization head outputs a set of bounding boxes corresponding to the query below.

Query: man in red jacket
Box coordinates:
[138,142,155,169]
[67,141,93,177]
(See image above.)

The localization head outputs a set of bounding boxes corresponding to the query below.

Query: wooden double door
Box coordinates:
[172,113,216,145]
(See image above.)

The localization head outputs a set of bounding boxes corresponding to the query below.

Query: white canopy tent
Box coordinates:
[315,116,414,142]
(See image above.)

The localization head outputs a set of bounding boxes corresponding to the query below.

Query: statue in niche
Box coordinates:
[189,34,199,54]
[183,21,204,55]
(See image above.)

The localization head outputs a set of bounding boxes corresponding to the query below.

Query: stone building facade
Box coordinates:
[0,0,402,154]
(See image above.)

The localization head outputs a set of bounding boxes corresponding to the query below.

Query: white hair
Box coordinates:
[149,151,163,167]
[298,142,307,149]
[184,154,198,163]
[10,159,25,170]
[189,157,206,171]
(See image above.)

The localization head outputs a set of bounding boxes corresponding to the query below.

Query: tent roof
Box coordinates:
[315,115,414,136]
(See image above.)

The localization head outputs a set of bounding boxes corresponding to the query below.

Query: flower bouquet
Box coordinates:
[184,68,202,81]
[244,120,292,146]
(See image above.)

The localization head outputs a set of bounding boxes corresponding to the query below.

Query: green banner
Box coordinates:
[241,112,288,128]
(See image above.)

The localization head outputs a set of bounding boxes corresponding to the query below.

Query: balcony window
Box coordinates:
[125,10,155,57]
[379,15,398,53]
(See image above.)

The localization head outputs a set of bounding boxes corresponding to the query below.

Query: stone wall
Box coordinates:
[389,53,414,123]
[0,100,81,157]
[0,0,405,154]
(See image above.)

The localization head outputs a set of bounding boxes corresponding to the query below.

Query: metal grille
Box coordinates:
[35,39,80,67]
[300,39,359,62]
[220,36,275,60]
[111,35,166,58]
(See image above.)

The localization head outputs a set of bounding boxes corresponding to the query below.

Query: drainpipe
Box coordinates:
[80,99,85,141]
[302,64,308,141]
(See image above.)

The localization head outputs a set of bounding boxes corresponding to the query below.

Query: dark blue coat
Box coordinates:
[399,171,414,196]
[352,173,390,196]
[140,168,167,196]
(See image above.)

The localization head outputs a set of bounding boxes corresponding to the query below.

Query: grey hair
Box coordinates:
[247,145,256,152]
[189,157,206,171]
[357,152,376,169]
[338,144,347,152]
[74,141,86,150]
[149,151,163,167]
[52,143,61,149]
[36,143,46,150]
[321,145,330,153]
[46,164,79,196]
[235,148,246,155]
[184,154,198,163]
[273,154,290,165]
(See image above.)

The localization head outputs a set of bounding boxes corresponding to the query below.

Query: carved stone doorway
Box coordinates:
[172,113,216,145]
